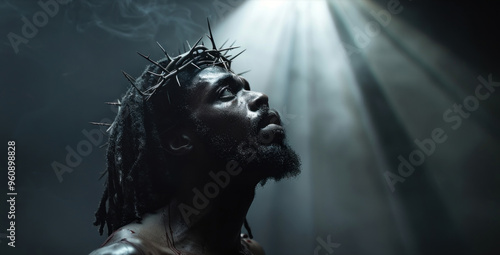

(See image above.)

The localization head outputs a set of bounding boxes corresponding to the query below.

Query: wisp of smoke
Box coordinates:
[64,0,207,43]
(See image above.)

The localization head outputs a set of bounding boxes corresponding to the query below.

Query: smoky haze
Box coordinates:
[0,0,499,255]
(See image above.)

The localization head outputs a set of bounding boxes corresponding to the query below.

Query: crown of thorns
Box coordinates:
[121,19,247,103]
[92,19,248,128]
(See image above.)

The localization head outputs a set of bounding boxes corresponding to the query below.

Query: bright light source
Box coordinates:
[209,0,478,254]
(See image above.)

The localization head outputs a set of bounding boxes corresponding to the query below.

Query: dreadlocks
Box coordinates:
[93,19,246,236]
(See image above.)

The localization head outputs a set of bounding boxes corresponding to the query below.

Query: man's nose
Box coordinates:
[247,91,269,111]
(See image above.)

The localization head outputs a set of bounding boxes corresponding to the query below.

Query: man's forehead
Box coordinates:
[193,66,236,85]
[190,66,249,90]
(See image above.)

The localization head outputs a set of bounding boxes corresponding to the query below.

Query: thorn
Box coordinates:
[229,40,237,48]
[220,59,229,70]
[191,62,201,69]
[137,52,170,74]
[166,57,177,71]
[229,49,246,61]
[237,70,251,76]
[90,122,112,126]
[207,18,217,50]
[177,58,196,71]
[204,49,221,54]
[156,41,172,61]
[178,50,192,67]
[195,59,214,66]
[189,36,204,55]
[122,70,136,82]
[147,71,164,77]
[175,75,181,87]
[167,90,171,104]
[186,40,191,50]
[98,169,108,180]
[99,143,109,149]
[218,46,240,52]
[160,69,179,81]
[220,38,229,49]
[153,77,164,88]
[122,70,146,96]
[206,52,216,59]
[220,54,230,63]
[144,84,156,94]
[105,102,121,106]
[193,36,203,48]
[144,84,160,101]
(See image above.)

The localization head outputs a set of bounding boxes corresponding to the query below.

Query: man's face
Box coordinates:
[183,66,300,184]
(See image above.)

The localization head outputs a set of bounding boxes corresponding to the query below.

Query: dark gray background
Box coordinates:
[0,0,499,254]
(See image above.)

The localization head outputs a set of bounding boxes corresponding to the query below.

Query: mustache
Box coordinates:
[252,106,269,133]
[254,106,281,133]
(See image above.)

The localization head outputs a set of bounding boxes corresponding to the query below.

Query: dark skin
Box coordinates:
[90,66,283,255]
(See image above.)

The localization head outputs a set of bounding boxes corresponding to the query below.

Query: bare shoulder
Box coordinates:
[89,241,143,255]
[242,237,266,255]
[89,228,147,255]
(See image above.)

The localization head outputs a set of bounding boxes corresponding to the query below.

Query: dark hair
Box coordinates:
[93,21,245,236]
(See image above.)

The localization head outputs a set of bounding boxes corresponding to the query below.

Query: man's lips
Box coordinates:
[258,109,282,130]
[257,109,284,143]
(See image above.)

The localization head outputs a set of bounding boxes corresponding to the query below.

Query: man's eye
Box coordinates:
[219,87,235,100]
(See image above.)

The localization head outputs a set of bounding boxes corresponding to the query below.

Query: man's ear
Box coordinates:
[164,129,194,156]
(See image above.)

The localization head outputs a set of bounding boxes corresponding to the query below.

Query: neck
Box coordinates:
[159,165,257,254]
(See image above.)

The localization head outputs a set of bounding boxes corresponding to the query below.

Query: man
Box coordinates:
[90,21,301,255]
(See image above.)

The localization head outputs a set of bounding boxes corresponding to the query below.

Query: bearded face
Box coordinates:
[183,66,301,185]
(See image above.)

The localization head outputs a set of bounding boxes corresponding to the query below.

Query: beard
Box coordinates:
[240,139,301,186]
[191,113,301,186]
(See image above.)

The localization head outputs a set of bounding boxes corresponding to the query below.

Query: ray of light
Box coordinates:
[201,0,497,254]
